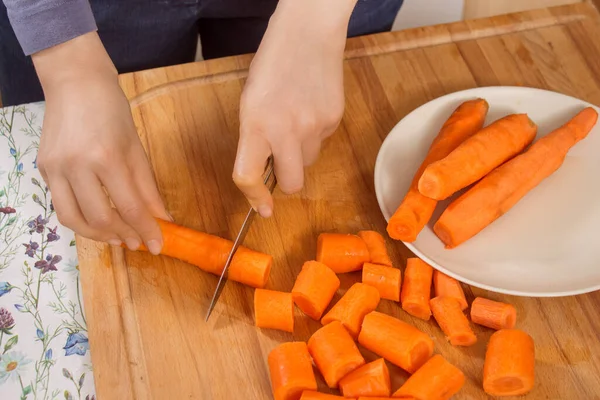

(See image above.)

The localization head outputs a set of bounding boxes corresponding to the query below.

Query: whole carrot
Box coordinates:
[433,270,468,310]
[339,358,391,398]
[393,354,465,400]
[430,296,477,346]
[401,258,433,321]
[254,289,294,333]
[362,263,401,302]
[419,114,537,200]
[387,99,489,242]
[434,107,598,248]
[268,342,317,400]
[316,233,370,273]
[471,297,517,330]
[357,230,393,266]
[292,261,340,321]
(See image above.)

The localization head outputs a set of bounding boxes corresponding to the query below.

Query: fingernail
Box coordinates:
[146,239,162,255]
[108,239,122,247]
[125,238,141,251]
[257,204,272,218]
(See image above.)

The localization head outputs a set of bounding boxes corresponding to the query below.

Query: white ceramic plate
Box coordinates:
[375,87,600,297]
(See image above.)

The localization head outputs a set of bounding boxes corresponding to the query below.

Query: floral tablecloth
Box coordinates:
[0,104,96,400]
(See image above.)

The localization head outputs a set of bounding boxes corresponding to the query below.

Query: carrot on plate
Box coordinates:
[434,107,599,248]
[316,233,371,273]
[430,296,477,346]
[401,258,433,321]
[471,297,517,330]
[433,270,468,310]
[308,321,366,388]
[418,114,537,200]
[254,289,294,333]
[292,261,340,320]
[358,311,434,374]
[357,231,393,267]
[321,283,380,339]
[362,263,401,302]
[484,329,535,397]
[339,358,390,398]
[268,342,317,400]
[393,354,465,400]
[135,219,272,288]
[299,391,348,400]
[386,98,489,242]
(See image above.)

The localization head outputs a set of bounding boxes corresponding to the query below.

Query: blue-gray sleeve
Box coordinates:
[3,0,97,55]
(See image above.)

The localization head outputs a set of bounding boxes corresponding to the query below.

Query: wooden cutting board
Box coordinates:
[78,3,600,399]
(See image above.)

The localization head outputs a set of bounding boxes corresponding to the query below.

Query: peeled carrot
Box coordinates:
[386,99,489,242]
[433,270,468,310]
[393,354,465,400]
[358,311,434,373]
[419,114,537,200]
[357,231,393,267]
[307,321,366,388]
[471,297,517,330]
[339,358,391,398]
[362,263,401,302]
[483,329,535,397]
[316,233,370,273]
[299,392,348,400]
[135,219,272,288]
[434,107,598,248]
[254,289,294,333]
[291,261,340,320]
[430,296,477,346]
[401,258,433,321]
[268,342,317,400]
[321,283,381,339]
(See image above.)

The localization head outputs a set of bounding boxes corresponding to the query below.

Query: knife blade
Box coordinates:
[205,156,277,321]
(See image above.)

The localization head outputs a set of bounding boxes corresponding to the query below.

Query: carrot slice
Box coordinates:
[292,261,340,320]
[339,358,390,398]
[433,270,468,310]
[321,283,380,339]
[471,297,517,330]
[357,231,393,267]
[254,289,294,333]
[308,321,366,388]
[268,342,317,400]
[401,258,433,321]
[483,329,535,397]
[419,114,537,200]
[393,354,465,400]
[362,263,401,302]
[387,99,489,242]
[135,219,272,288]
[434,107,599,248]
[299,392,348,400]
[430,296,477,346]
[358,311,434,373]
[316,233,370,273]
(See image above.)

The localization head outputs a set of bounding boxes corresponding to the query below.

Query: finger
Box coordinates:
[128,147,172,221]
[271,137,305,195]
[301,138,322,167]
[232,133,273,217]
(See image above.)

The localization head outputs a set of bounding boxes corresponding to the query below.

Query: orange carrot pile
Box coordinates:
[308,321,366,388]
[321,283,380,339]
[393,354,465,400]
[357,230,393,266]
[254,289,294,333]
[299,392,347,400]
[338,358,390,398]
[434,107,598,248]
[471,297,516,330]
[386,98,489,242]
[433,271,468,310]
[358,311,434,373]
[484,329,535,397]
[401,258,433,320]
[430,296,477,346]
[268,342,317,400]
[362,263,401,302]
[419,114,537,200]
[316,233,371,273]
[292,261,340,320]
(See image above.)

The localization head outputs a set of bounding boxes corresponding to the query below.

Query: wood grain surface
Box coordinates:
[78,3,600,399]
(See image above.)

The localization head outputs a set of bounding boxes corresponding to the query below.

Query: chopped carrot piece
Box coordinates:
[254,289,294,333]
[484,329,535,397]
[401,258,433,320]
[299,392,347,400]
[430,296,477,346]
[316,233,370,273]
[362,263,401,302]
[393,354,465,400]
[308,321,366,388]
[357,231,393,267]
[358,311,434,374]
[471,297,517,330]
[339,358,390,398]
[321,283,380,339]
[292,261,340,320]
[433,270,468,310]
[268,342,317,400]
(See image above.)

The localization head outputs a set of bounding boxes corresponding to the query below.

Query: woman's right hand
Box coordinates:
[33,32,170,254]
